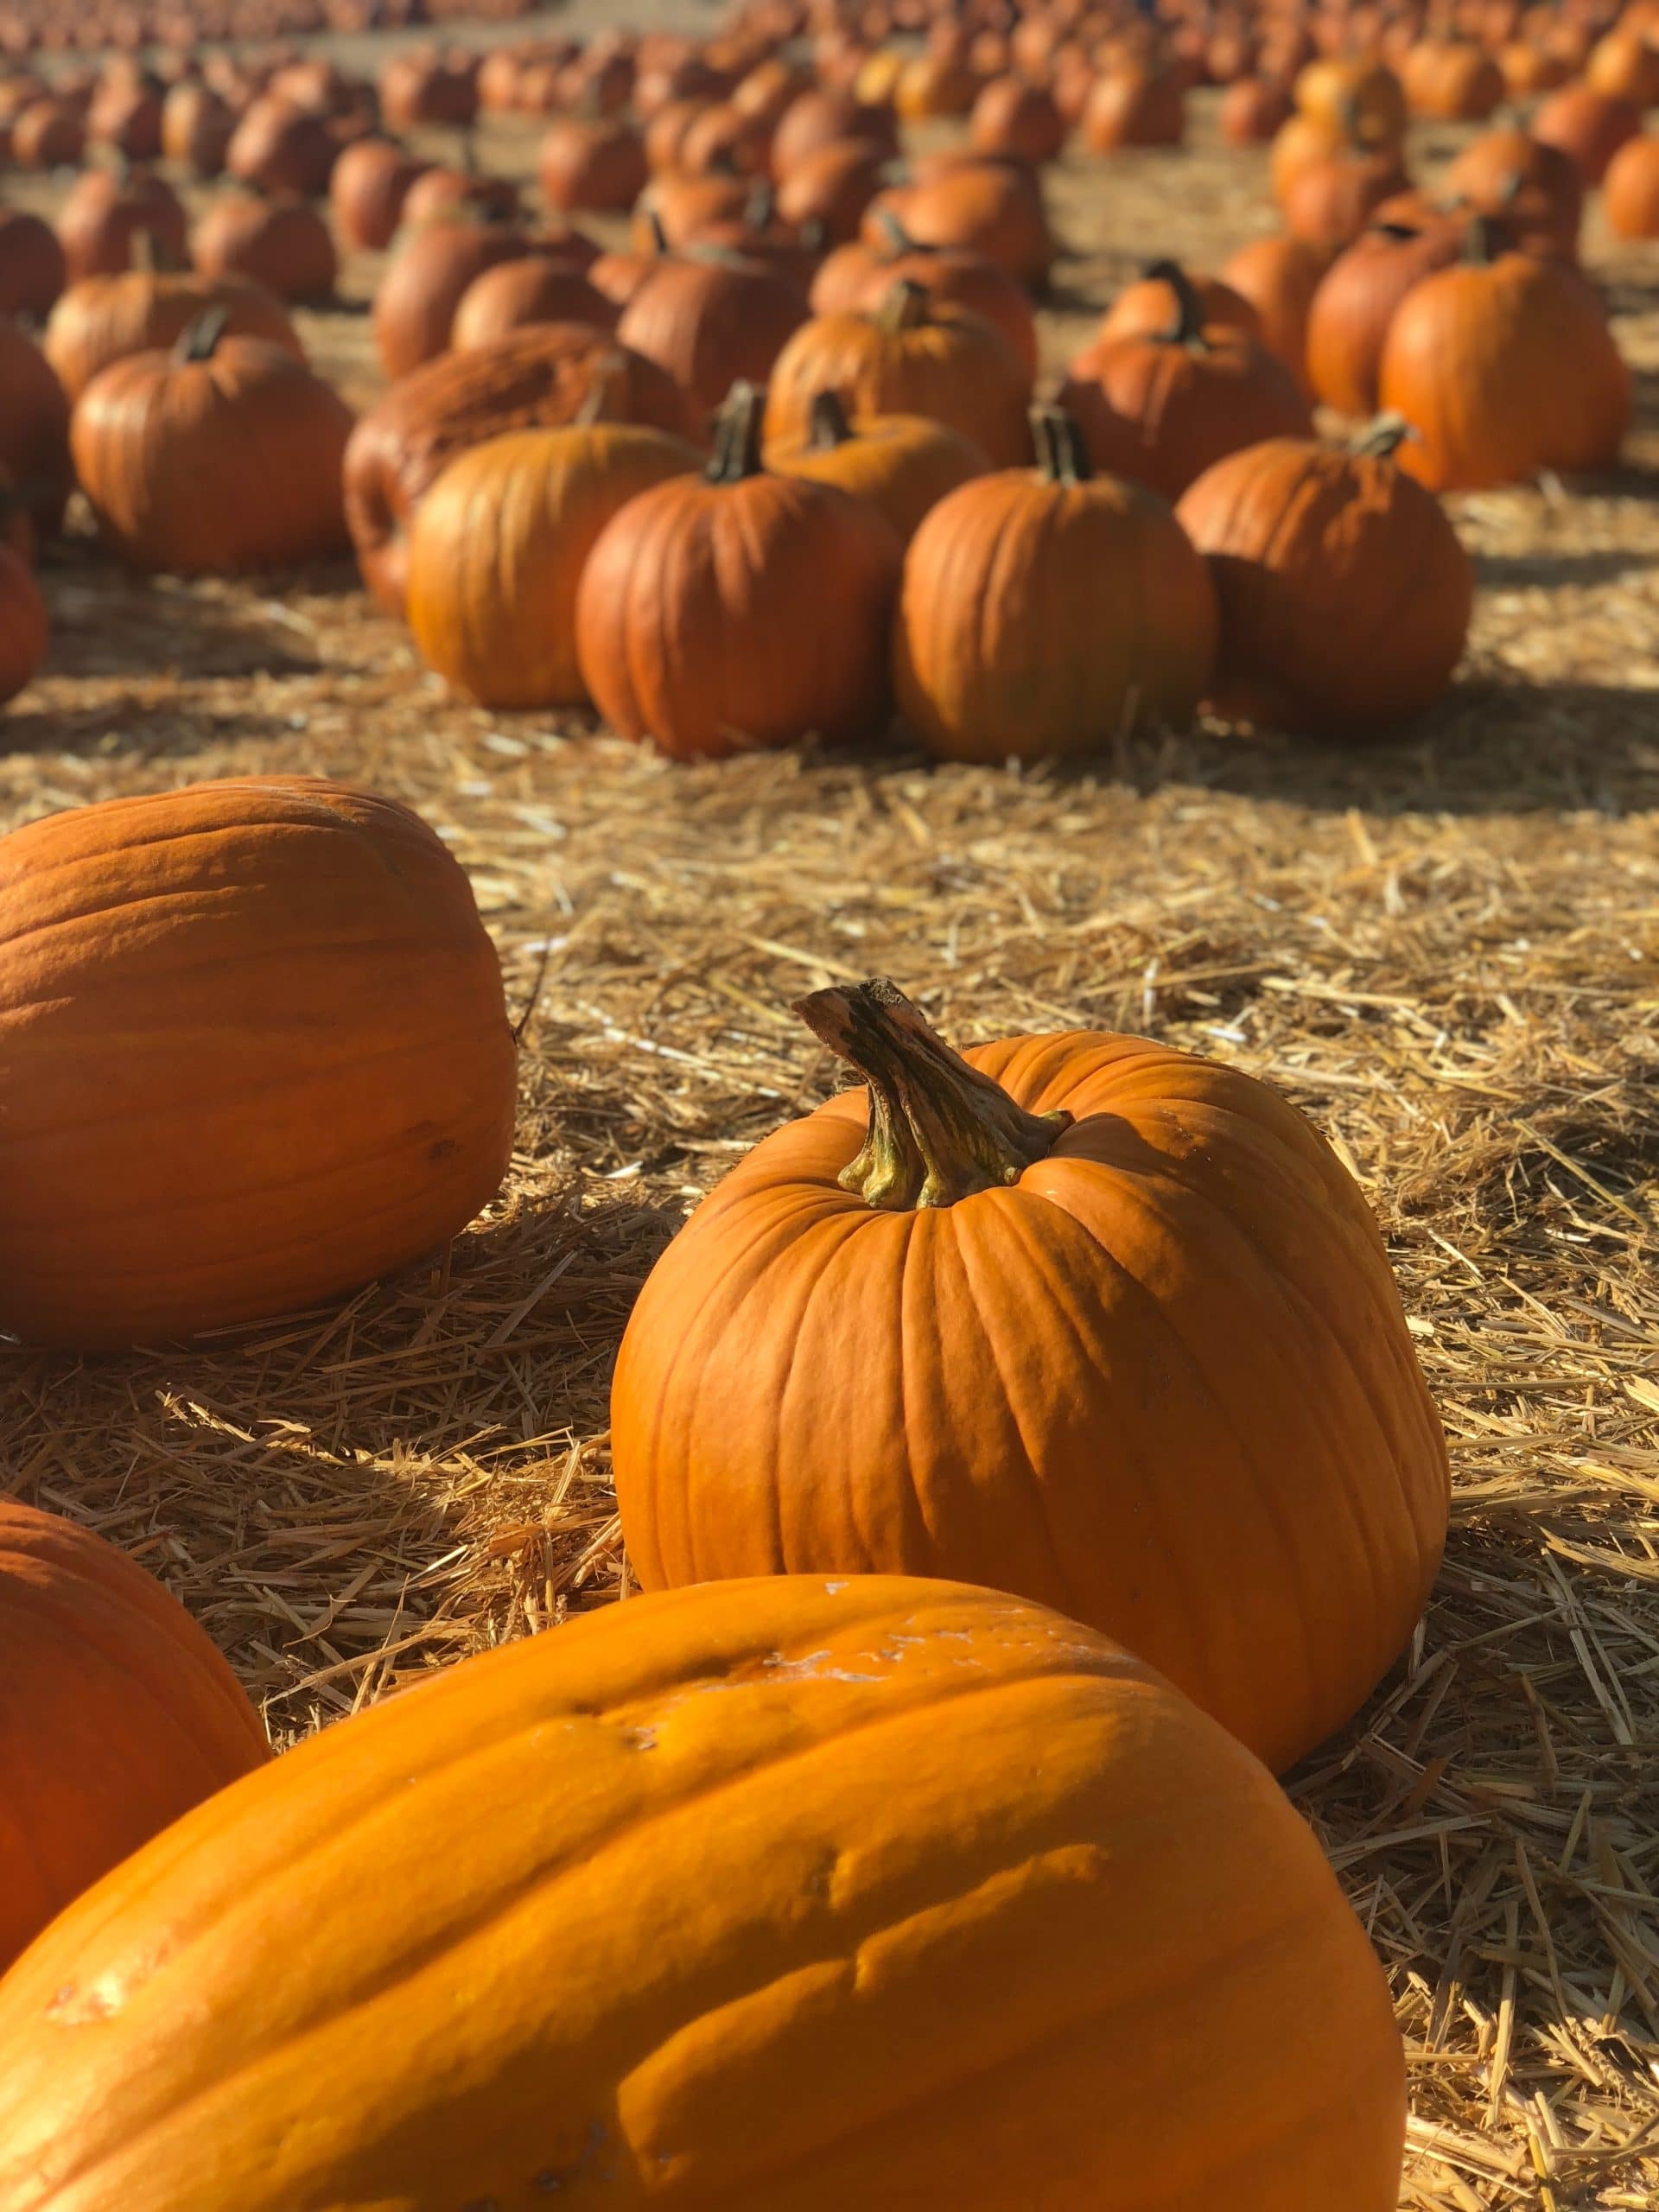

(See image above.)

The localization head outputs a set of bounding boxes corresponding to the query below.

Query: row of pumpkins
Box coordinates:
[1,0,526,64]
[0,776,1441,2209]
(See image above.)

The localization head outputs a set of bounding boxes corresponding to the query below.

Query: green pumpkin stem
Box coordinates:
[175,305,229,363]
[1350,412,1414,461]
[793,979,1072,1212]
[706,381,766,483]
[645,208,670,256]
[873,205,917,257]
[1147,258,1208,350]
[875,276,931,333]
[1031,405,1091,486]
[807,389,854,449]
[1465,213,1504,265]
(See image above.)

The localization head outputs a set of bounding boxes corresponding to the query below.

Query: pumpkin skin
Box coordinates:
[1306,219,1462,417]
[764,282,1033,469]
[0,1572,1408,2212]
[537,115,649,213]
[1532,86,1642,185]
[1378,232,1631,491]
[344,325,701,615]
[327,137,430,252]
[613,982,1449,1775]
[1176,429,1474,735]
[616,253,810,417]
[371,218,531,381]
[0,543,45,705]
[73,317,354,575]
[192,191,337,303]
[892,409,1217,762]
[407,423,702,708]
[1604,133,1659,239]
[0,210,66,321]
[576,383,902,761]
[863,163,1052,289]
[0,317,71,538]
[1441,129,1583,257]
[766,391,990,545]
[55,167,188,284]
[1081,63,1186,149]
[450,253,618,350]
[0,1499,269,1974]
[810,227,1039,380]
[1220,232,1332,393]
[0,777,516,1349]
[42,267,301,404]
[1099,265,1262,346]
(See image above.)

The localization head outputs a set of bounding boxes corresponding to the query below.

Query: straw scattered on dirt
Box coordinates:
[1,33,1657,2207]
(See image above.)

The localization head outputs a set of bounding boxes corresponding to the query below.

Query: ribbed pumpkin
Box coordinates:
[0,317,71,537]
[772,137,887,243]
[0,777,516,1349]
[764,280,1033,469]
[969,73,1067,163]
[0,1499,269,1973]
[616,251,810,417]
[1080,61,1186,149]
[1441,129,1584,257]
[407,420,702,707]
[1377,221,1630,491]
[613,977,1449,1774]
[1176,421,1473,735]
[809,217,1039,379]
[1058,264,1313,501]
[450,253,618,351]
[892,408,1216,762]
[576,382,902,760]
[0,1573,1408,2212]
[1306,219,1462,418]
[73,311,353,575]
[1532,86,1642,185]
[344,324,700,615]
[42,264,301,404]
[766,391,989,544]
[1604,133,1659,239]
[537,114,649,212]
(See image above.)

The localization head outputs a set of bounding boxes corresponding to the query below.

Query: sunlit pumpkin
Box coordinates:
[765,389,989,543]
[43,263,300,404]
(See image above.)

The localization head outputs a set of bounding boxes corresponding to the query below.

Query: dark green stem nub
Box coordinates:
[1372,219,1424,243]
[1465,213,1504,266]
[873,205,917,257]
[706,381,766,484]
[875,276,931,333]
[793,978,1073,1211]
[1351,411,1415,461]
[1147,257,1208,350]
[175,305,229,364]
[645,209,669,256]
[1032,404,1091,486]
[807,389,854,448]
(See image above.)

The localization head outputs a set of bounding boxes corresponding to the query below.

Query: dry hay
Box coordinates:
[1,23,1657,2206]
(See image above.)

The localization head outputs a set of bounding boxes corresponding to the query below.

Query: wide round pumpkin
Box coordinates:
[764,280,1033,469]
[0,1572,1408,2212]
[810,218,1039,380]
[344,324,701,614]
[892,407,1217,762]
[1098,262,1262,346]
[862,159,1053,288]
[42,264,301,404]
[613,979,1449,1773]
[1175,422,1474,735]
[0,776,516,1348]
[576,381,902,760]
[1532,85,1642,185]
[407,421,702,707]
[72,311,353,575]
[1377,222,1630,490]
[0,1498,269,1973]
[327,137,430,252]
[766,390,989,544]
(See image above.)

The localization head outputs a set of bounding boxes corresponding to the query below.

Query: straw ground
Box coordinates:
[0,22,1656,2205]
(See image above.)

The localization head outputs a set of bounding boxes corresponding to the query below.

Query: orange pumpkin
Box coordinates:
[863,158,1052,287]
[810,217,1039,379]
[1220,232,1332,392]
[1605,131,1659,238]
[0,209,66,321]
[772,137,888,243]
[0,1498,269,1973]
[765,390,990,544]
[43,264,300,404]
[1306,218,1463,417]
[1586,27,1659,108]
[226,94,337,199]
[449,254,616,353]
[771,86,899,175]
[1080,62,1186,149]
[371,217,531,381]
[1532,85,1642,183]
[969,73,1067,163]
[0,316,71,537]
[1099,263,1262,346]
[1441,128,1583,257]
[576,381,902,760]
[615,251,810,417]
[1176,421,1474,734]
[55,164,188,283]
[1293,55,1408,143]
[0,1573,1408,2211]
[0,541,45,707]
[1219,75,1295,144]
[160,81,236,179]
[192,189,337,303]
[0,777,516,1349]
[328,137,430,252]
[537,115,649,213]
[406,420,701,707]
[764,280,1033,469]
[613,976,1448,1775]
[1281,144,1414,250]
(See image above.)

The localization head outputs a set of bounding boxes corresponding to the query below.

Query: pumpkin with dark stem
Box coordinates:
[43,252,302,404]
[0,776,517,1349]
[809,213,1039,379]
[766,390,990,545]
[1098,261,1262,346]
[612,976,1449,1775]
[861,158,1052,288]
[1531,85,1642,185]
[1058,262,1313,501]
[576,381,902,760]
[1175,418,1473,735]
[0,1498,270,1974]
[1440,129,1583,257]
[0,1573,1408,2210]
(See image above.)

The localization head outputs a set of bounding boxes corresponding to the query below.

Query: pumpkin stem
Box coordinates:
[1350,411,1415,461]
[645,208,670,256]
[873,206,917,257]
[1031,404,1091,486]
[705,380,766,483]
[174,305,229,363]
[1464,213,1504,265]
[792,978,1072,1212]
[807,389,854,449]
[874,276,931,332]
[1146,258,1208,349]
[743,181,776,229]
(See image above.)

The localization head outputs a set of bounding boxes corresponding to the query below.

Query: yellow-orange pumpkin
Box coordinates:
[0,1573,1408,2212]
[765,390,990,544]
[0,777,517,1348]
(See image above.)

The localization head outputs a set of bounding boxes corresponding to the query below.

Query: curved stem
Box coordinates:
[1031,404,1091,486]
[807,389,854,449]
[793,979,1072,1211]
[175,305,228,364]
[874,276,931,332]
[873,205,917,257]
[705,380,766,483]
[1145,258,1208,349]
[1350,411,1415,461]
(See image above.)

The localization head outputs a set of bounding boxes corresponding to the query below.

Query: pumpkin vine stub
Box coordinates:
[793,977,1072,1210]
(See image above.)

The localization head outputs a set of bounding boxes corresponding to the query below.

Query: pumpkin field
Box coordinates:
[0,0,1656,2203]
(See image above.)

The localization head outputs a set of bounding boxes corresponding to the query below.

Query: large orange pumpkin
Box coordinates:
[0,777,517,1348]
[0,1498,269,1973]
[612,979,1449,1774]
[0,1573,1408,2212]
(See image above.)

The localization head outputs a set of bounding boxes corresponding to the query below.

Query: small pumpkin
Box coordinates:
[575,381,902,760]
[765,279,1033,470]
[450,254,618,352]
[73,310,354,575]
[1400,39,1505,123]
[407,419,701,708]
[43,263,301,404]
[371,217,531,379]
[0,777,516,1349]
[1281,144,1413,250]
[0,1572,1409,2211]
[1219,75,1295,145]
[1176,418,1473,735]
[1377,219,1630,490]
[1098,261,1262,346]
[772,137,888,244]
[1605,132,1659,239]
[0,209,66,321]
[616,251,810,417]
[55,163,188,283]
[0,1499,269,1973]
[1532,85,1642,185]
[1441,129,1583,257]
[1080,62,1186,149]
[1586,27,1659,109]
[10,99,85,172]
[226,94,337,199]
[1294,55,1408,144]
[402,151,520,232]
[1059,262,1313,501]
[328,137,431,252]
[770,86,899,175]
[0,316,71,537]
[537,115,649,213]
[612,976,1448,1776]
[892,405,1217,761]
[1220,232,1332,392]
[810,215,1039,379]
[193,189,337,303]
[1306,218,1463,418]
[969,74,1067,164]
[765,389,989,544]
[160,81,236,179]
[862,157,1052,288]
[632,168,753,251]
[0,541,46,706]
[345,325,700,614]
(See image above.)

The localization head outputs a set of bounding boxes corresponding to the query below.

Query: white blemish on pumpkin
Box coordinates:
[762,1649,886,1683]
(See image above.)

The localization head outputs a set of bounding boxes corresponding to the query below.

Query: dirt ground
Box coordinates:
[1,10,1657,2206]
